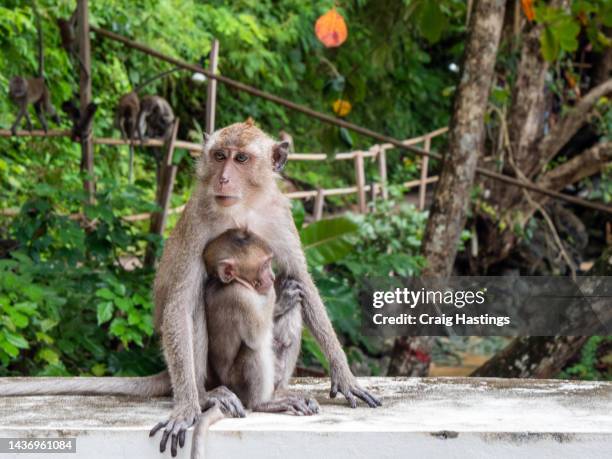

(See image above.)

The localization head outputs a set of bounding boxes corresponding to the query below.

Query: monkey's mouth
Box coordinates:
[214,195,241,207]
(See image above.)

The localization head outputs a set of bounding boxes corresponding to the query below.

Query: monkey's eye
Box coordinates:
[235,152,249,164]
[213,150,226,161]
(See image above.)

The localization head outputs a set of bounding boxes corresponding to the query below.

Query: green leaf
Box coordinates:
[9,310,29,328]
[540,26,559,61]
[556,17,580,52]
[0,338,19,357]
[37,348,60,364]
[97,301,114,325]
[91,363,107,376]
[3,330,29,349]
[114,297,133,312]
[418,1,446,44]
[95,288,116,300]
[339,127,353,147]
[301,217,359,266]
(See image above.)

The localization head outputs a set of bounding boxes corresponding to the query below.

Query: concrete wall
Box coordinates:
[0,377,610,458]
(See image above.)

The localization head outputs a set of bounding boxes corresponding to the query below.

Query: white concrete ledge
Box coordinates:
[0,377,610,458]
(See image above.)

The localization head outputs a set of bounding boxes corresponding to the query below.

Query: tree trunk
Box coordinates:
[471,337,588,378]
[387,0,507,376]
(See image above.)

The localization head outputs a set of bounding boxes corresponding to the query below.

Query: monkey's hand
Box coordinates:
[330,362,382,408]
[200,385,246,418]
[275,277,304,318]
[149,401,200,457]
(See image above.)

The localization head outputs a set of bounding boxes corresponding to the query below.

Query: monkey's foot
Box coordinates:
[200,385,246,418]
[330,370,382,408]
[149,401,200,457]
[254,394,319,416]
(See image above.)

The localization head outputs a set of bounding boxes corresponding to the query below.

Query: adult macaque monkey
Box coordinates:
[115,92,141,182]
[56,9,88,77]
[0,120,380,457]
[150,118,380,454]
[9,8,61,135]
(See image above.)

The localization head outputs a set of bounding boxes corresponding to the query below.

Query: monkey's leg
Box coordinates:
[10,107,26,135]
[34,103,48,133]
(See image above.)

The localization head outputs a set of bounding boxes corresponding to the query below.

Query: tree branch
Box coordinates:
[538,141,612,192]
[538,78,612,170]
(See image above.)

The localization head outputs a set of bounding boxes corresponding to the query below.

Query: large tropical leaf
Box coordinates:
[300,216,359,266]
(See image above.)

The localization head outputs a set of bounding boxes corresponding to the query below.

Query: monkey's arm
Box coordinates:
[283,224,381,408]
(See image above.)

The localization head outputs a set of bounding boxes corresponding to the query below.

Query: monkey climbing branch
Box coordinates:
[89,26,611,215]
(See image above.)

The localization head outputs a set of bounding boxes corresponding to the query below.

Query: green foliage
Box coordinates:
[301,216,359,266]
[559,336,611,381]
[0,181,160,376]
[536,1,610,61]
[293,196,427,371]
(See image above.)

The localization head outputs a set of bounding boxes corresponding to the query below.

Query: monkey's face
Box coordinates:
[248,254,275,295]
[9,77,28,100]
[198,121,290,209]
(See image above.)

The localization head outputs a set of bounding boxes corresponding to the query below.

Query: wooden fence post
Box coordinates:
[377,146,388,200]
[313,188,325,221]
[77,0,94,204]
[145,119,179,267]
[354,151,367,213]
[205,39,219,135]
[418,136,431,211]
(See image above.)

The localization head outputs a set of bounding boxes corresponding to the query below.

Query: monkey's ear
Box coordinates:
[272,141,290,172]
[217,258,236,283]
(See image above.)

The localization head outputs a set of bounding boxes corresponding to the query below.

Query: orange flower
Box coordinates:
[332,99,352,117]
[521,0,535,22]
[315,8,348,48]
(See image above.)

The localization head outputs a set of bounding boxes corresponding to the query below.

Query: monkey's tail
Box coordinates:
[190,405,225,459]
[33,1,44,78]
[128,142,135,184]
[0,370,171,397]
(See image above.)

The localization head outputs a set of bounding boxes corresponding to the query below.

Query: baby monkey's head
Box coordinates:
[203,228,275,295]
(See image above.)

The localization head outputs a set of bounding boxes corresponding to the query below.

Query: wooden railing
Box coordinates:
[0,126,448,223]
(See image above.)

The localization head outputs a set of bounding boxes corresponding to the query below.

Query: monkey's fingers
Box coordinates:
[352,387,382,408]
[329,381,339,399]
[178,430,186,448]
[343,390,358,409]
[171,433,178,458]
[149,421,168,437]
[307,398,320,414]
[159,425,173,453]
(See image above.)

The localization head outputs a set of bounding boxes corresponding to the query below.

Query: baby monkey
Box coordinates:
[153,228,317,457]
[203,228,318,415]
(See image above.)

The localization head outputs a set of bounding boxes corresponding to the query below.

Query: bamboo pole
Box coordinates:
[354,151,367,213]
[418,136,431,211]
[77,0,94,204]
[313,188,325,221]
[205,39,219,135]
[378,146,388,200]
[144,120,179,267]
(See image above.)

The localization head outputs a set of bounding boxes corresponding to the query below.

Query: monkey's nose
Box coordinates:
[219,176,229,184]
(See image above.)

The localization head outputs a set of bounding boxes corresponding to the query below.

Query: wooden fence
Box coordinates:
[1,126,447,223]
